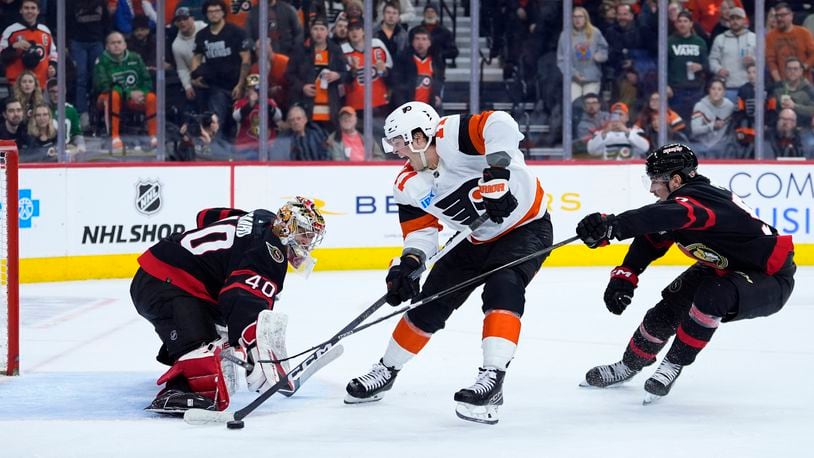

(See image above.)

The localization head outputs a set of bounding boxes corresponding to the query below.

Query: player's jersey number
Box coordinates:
[180,224,236,255]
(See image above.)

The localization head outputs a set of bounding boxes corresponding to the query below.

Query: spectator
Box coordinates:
[327,105,384,161]
[574,93,609,154]
[232,73,283,159]
[171,6,206,107]
[22,102,56,161]
[46,78,85,154]
[641,113,691,154]
[668,11,709,123]
[191,0,252,137]
[557,6,608,102]
[597,2,617,36]
[248,0,303,58]
[67,0,109,131]
[733,63,777,158]
[687,0,743,47]
[331,13,350,47]
[766,2,814,84]
[0,97,29,149]
[12,69,44,121]
[286,104,330,161]
[174,111,232,161]
[250,38,290,112]
[708,7,755,103]
[375,0,415,25]
[0,0,57,88]
[636,90,687,134]
[342,18,393,120]
[774,57,814,127]
[764,108,810,159]
[344,0,363,22]
[587,101,649,159]
[393,26,444,111]
[285,16,350,134]
[374,1,409,59]
[93,31,157,152]
[107,0,157,36]
[691,78,735,157]
[413,3,458,63]
[126,15,156,71]
[604,4,654,90]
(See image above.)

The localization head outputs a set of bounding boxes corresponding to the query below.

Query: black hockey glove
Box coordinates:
[604,266,638,315]
[479,167,518,224]
[576,212,619,248]
[385,255,423,306]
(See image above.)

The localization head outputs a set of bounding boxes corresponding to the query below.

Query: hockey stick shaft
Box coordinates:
[231,214,489,421]
[337,235,581,339]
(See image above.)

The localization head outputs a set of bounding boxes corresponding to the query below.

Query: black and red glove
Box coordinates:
[576,212,619,248]
[603,266,638,315]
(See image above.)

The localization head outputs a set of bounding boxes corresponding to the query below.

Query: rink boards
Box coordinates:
[17,161,814,282]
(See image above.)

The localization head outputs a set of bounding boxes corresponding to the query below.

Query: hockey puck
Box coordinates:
[227,420,245,429]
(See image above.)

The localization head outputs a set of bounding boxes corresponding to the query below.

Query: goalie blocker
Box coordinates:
[132,198,327,413]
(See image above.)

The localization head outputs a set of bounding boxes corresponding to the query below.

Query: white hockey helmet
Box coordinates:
[382,102,440,161]
[272,196,326,273]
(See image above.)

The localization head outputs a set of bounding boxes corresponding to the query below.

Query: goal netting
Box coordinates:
[0,141,19,375]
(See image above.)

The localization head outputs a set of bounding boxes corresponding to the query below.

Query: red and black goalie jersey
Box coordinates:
[137,207,289,344]
[615,176,794,276]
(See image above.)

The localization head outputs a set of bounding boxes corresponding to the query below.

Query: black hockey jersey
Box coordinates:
[137,208,289,343]
[615,176,794,276]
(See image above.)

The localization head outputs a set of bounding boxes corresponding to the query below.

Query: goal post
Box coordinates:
[0,140,19,376]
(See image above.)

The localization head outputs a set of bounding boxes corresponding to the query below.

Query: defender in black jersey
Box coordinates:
[131,197,326,413]
[576,143,796,403]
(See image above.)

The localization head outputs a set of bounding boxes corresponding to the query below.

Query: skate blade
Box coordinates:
[344,392,384,405]
[144,407,186,416]
[642,392,663,405]
[579,378,636,389]
[455,402,499,425]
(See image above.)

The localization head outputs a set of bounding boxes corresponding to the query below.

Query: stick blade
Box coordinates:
[278,344,345,397]
[183,408,236,425]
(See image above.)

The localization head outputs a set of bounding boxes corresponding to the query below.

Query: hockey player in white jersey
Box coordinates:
[344,101,553,424]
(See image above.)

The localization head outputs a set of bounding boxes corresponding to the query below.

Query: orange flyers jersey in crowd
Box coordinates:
[392,111,546,258]
[341,39,393,109]
[0,22,57,87]
[225,0,256,28]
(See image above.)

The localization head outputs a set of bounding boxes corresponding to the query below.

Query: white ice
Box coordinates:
[2,266,812,457]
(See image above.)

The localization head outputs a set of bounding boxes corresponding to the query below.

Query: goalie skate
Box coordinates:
[344,359,399,404]
[145,389,216,415]
[453,367,505,425]
[580,360,639,388]
[643,359,683,405]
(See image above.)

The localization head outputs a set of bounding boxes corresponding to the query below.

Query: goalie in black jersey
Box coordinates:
[130,197,326,414]
[575,143,796,404]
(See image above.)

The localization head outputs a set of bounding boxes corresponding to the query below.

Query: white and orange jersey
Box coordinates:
[393,110,547,259]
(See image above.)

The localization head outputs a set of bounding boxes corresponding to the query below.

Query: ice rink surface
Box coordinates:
[1,266,811,457]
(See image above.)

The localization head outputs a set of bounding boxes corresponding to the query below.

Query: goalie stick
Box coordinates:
[183,214,490,425]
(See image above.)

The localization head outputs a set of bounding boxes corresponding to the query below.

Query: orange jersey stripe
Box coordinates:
[482,310,521,344]
[400,213,442,238]
[467,111,494,154]
[392,316,432,354]
[396,171,417,191]
[472,179,545,244]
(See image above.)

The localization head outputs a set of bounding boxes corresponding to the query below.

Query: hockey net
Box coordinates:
[0,141,19,375]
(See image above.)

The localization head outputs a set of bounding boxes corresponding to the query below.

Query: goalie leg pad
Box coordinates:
[242,310,293,392]
[156,339,231,411]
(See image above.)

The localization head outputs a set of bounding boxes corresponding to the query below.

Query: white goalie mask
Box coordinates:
[272,196,326,275]
[382,102,440,169]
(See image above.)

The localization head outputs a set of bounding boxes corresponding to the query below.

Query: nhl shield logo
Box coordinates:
[135,180,162,215]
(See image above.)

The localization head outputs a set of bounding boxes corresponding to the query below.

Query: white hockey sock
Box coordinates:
[382,337,416,370]
[482,337,516,371]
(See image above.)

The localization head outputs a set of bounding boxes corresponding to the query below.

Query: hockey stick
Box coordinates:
[290,234,581,347]
[183,214,489,425]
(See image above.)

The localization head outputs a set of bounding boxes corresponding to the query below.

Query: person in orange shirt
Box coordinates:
[686,0,744,36]
[766,2,814,83]
[250,38,290,112]
[0,0,57,88]
[392,26,444,110]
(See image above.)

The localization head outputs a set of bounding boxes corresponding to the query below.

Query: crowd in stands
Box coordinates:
[0,0,813,161]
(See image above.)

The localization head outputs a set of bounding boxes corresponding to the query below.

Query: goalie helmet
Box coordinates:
[382,101,440,157]
[646,143,698,181]
[272,197,326,271]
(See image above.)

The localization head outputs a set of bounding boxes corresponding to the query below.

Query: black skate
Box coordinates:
[344,359,399,404]
[145,388,215,415]
[643,359,683,405]
[454,367,505,425]
[580,360,640,388]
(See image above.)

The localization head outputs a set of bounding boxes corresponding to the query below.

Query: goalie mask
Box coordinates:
[272,197,326,274]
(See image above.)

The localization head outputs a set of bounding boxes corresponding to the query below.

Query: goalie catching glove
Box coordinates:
[478,167,518,224]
